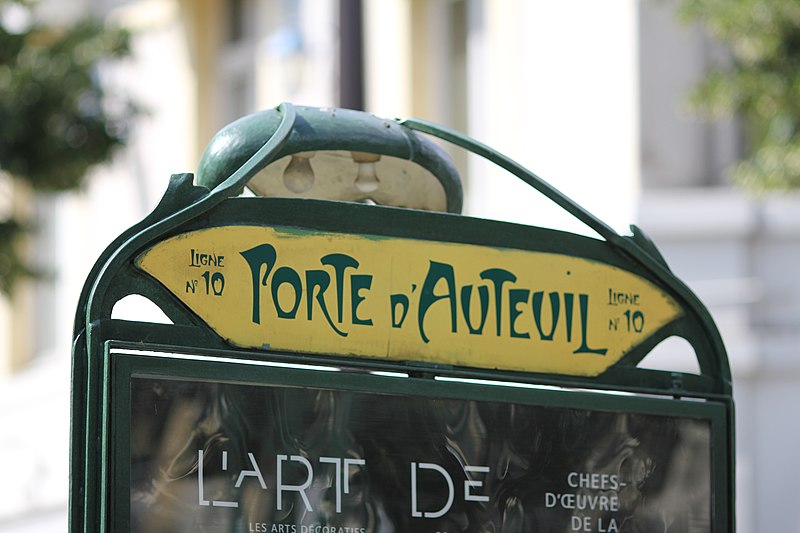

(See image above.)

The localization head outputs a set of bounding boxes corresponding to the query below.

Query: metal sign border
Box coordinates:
[103,342,731,532]
[70,103,735,532]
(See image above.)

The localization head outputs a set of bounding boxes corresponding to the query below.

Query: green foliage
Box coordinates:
[0,0,136,294]
[679,0,800,188]
[0,218,34,294]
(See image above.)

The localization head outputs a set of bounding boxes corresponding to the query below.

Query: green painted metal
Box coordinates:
[70,103,735,532]
[401,117,730,387]
[196,105,464,213]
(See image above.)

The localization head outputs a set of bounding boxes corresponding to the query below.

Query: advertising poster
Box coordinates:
[127,375,712,533]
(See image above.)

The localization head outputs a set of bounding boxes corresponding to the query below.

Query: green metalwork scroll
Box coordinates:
[71,103,734,533]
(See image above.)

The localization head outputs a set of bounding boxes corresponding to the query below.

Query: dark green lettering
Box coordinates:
[320,253,359,323]
[350,274,373,326]
[240,244,277,324]
[480,268,517,337]
[509,288,530,339]
[460,284,489,335]
[574,294,608,355]
[532,291,560,341]
[306,269,347,337]
[391,294,409,328]
[418,261,457,343]
[271,266,302,319]
[564,292,574,342]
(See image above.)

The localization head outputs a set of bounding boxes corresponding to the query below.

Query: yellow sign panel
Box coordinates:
[136,226,682,377]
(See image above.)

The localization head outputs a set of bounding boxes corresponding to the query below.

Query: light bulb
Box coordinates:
[282,152,315,193]
[352,152,381,193]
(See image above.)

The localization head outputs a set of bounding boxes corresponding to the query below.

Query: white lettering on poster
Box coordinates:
[246,524,368,533]
[544,471,622,532]
[197,451,492,521]
[196,450,365,513]
[410,462,491,519]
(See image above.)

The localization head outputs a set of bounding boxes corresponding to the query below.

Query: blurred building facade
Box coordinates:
[0,0,798,531]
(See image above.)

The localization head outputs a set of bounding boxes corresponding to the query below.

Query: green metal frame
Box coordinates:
[71,103,734,532]
[196,105,464,213]
[105,344,730,531]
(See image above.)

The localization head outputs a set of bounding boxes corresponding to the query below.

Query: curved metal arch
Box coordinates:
[73,102,732,396]
[195,105,465,213]
[70,103,298,532]
[70,103,734,532]
[77,103,297,333]
[74,103,731,393]
[400,117,731,392]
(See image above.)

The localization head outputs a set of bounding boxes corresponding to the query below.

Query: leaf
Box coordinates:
[680,0,800,190]
[0,1,139,292]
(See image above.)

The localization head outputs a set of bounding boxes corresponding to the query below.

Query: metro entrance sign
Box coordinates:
[71,104,734,532]
[136,224,683,376]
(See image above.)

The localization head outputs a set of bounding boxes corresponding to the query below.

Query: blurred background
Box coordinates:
[1,0,799,531]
